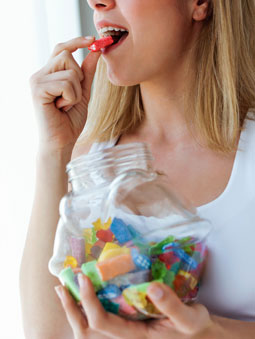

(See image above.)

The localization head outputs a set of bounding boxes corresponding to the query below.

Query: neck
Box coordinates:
[137,32,201,147]
[140,60,197,144]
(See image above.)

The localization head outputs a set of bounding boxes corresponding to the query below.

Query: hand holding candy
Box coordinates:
[29,36,101,152]
[55,275,221,339]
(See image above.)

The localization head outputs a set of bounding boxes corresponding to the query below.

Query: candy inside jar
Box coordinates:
[59,214,210,320]
[49,143,212,320]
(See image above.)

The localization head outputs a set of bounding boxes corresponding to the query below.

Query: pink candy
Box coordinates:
[88,36,114,52]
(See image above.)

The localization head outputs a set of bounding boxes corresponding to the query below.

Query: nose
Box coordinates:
[87,0,115,11]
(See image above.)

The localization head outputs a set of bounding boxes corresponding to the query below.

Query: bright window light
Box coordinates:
[0,1,83,337]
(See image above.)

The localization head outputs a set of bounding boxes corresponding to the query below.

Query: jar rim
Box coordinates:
[67,142,154,174]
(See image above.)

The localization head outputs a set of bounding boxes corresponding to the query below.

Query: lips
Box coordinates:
[95,20,129,54]
[96,20,129,32]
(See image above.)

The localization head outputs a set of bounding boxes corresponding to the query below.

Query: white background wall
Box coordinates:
[0,1,95,337]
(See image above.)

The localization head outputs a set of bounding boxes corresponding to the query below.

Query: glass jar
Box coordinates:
[49,143,212,320]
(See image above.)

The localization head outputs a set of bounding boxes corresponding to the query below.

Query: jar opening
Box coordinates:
[67,143,154,192]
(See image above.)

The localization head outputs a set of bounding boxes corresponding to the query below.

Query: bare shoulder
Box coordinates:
[71,140,92,161]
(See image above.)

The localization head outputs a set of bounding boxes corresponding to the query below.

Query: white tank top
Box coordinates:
[88,117,255,321]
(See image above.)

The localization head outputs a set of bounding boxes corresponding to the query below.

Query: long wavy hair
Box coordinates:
[78,0,255,153]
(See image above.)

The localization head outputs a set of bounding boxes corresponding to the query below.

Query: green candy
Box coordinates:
[178,237,195,255]
[149,235,175,255]
[59,267,80,302]
[92,228,97,244]
[126,279,163,294]
[151,259,168,280]
[163,270,175,288]
[81,261,106,292]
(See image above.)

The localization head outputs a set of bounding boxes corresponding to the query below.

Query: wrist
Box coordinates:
[208,315,229,339]
[194,315,226,339]
[37,143,74,165]
[35,146,71,196]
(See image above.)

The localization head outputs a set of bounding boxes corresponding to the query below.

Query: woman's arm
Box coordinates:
[19,147,74,339]
[19,35,100,338]
[211,314,255,339]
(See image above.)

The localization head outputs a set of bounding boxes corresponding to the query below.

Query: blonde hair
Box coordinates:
[79,0,255,153]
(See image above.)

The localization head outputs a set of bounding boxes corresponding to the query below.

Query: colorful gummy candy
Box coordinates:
[60,217,208,320]
[88,36,114,52]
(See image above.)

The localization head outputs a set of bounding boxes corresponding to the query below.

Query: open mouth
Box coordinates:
[109,31,129,46]
[100,29,129,52]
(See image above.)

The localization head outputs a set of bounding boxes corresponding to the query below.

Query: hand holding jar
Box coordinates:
[49,143,212,320]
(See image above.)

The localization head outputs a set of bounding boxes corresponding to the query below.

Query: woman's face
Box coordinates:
[87,0,195,86]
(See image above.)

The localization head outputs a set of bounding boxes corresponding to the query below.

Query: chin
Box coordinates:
[106,67,140,87]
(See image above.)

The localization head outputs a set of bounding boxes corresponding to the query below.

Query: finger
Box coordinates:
[55,285,88,335]
[78,274,145,338]
[80,50,101,102]
[35,79,76,108]
[147,282,210,334]
[39,70,82,108]
[51,36,95,58]
[44,50,84,82]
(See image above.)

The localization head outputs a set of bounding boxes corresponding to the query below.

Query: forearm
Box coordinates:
[19,147,73,338]
[211,314,255,339]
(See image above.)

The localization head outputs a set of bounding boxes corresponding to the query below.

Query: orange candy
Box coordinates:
[96,254,135,281]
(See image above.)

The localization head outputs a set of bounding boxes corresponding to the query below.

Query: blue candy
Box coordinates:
[97,284,122,300]
[173,248,198,269]
[127,224,143,241]
[163,242,198,269]
[131,248,152,270]
[110,218,133,244]
[162,242,178,252]
[99,298,120,314]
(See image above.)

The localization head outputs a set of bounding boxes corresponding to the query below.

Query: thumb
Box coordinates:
[81,50,102,102]
[147,282,210,334]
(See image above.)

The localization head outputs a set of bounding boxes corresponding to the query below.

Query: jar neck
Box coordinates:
[67,143,154,193]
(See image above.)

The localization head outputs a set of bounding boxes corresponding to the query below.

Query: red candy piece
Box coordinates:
[173,275,190,298]
[88,36,114,52]
[158,252,179,269]
[96,229,114,242]
[94,240,105,248]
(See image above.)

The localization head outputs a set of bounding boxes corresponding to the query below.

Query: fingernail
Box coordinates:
[84,36,94,40]
[148,284,164,300]
[55,286,63,299]
[78,273,86,288]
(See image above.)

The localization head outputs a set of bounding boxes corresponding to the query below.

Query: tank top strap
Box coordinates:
[88,137,119,154]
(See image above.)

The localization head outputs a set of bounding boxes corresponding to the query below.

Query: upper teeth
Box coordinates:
[99,26,127,35]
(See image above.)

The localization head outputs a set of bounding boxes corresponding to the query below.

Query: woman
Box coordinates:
[20,0,255,338]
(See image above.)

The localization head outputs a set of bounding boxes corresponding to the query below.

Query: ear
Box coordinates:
[192,0,211,22]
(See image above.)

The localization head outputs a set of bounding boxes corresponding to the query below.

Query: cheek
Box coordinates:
[130,1,188,54]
